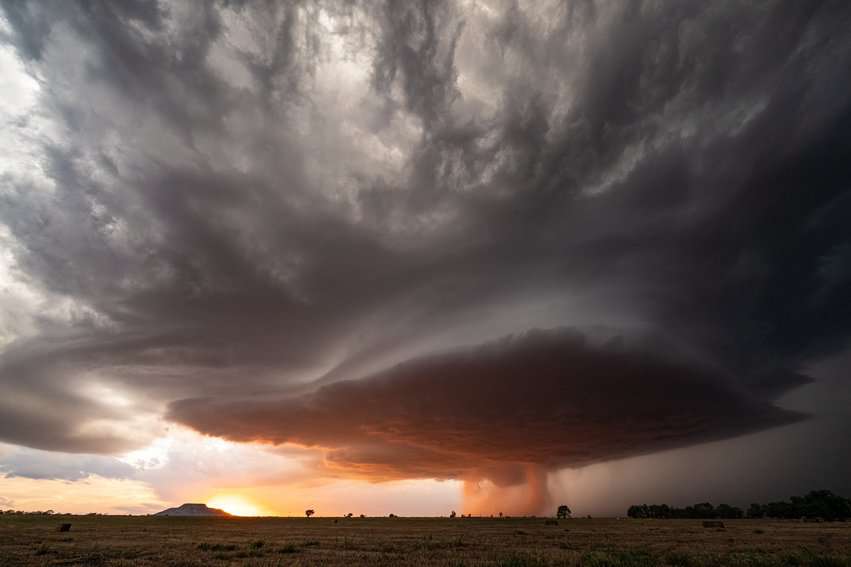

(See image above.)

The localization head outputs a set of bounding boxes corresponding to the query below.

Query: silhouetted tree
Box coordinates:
[450,510,456,518]
[628,491,851,520]
[627,505,649,518]
[747,503,764,518]
[557,505,571,519]
[649,504,671,518]
[764,501,796,519]
[716,504,743,519]
[791,490,851,521]
[345,513,353,518]
[691,503,715,519]
[305,509,314,518]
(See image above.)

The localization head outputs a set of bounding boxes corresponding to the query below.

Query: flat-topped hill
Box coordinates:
[153,503,231,517]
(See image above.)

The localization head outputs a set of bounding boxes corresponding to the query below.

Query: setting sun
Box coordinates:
[207,495,264,517]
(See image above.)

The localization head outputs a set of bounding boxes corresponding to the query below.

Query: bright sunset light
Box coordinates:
[206,495,264,517]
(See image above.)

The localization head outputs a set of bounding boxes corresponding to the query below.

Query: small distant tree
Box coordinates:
[359,514,365,518]
[692,502,715,519]
[627,505,649,518]
[747,503,764,518]
[716,504,743,519]
[388,513,397,518]
[498,512,503,518]
[345,513,353,518]
[649,504,671,519]
[305,509,314,518]
[795,490,851,521]
[450,510,456,518]
[557,504,571,519]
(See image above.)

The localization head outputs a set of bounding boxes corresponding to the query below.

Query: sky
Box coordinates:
[0,0,849,517]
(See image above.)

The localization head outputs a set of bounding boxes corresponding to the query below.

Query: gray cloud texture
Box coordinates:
[0,444,134,481]
[1,0,850,496]
[171,329,805,481]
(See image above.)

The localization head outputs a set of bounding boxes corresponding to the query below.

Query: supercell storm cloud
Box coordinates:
[1,1,850,511]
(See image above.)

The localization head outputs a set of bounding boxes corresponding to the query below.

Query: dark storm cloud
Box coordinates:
[1,0,850,491]
[170,328,805,481]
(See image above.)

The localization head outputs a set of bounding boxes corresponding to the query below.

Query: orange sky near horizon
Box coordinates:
[0,376,840,518]
[0,474,464,517]
[0,427,463,517]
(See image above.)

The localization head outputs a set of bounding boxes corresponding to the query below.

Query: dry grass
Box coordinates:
[1,515,850,566]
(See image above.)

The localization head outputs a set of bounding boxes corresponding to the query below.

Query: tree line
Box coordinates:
[627,490,851,521]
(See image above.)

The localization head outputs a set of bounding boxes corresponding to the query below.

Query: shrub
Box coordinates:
[277,544,299,554]
[197,543,237,552]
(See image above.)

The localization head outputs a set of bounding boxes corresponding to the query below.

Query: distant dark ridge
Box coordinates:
[154,503,231,517]
[627,490,851,521]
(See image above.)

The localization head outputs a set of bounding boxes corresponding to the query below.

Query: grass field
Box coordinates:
[2,515,850,566]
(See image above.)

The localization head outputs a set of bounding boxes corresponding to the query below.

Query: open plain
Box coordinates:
[2,516,851,567]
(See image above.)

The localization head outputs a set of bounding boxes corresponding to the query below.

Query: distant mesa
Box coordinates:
[153,503,231,517]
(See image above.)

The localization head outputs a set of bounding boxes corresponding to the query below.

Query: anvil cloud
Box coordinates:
[1,0,850,513]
